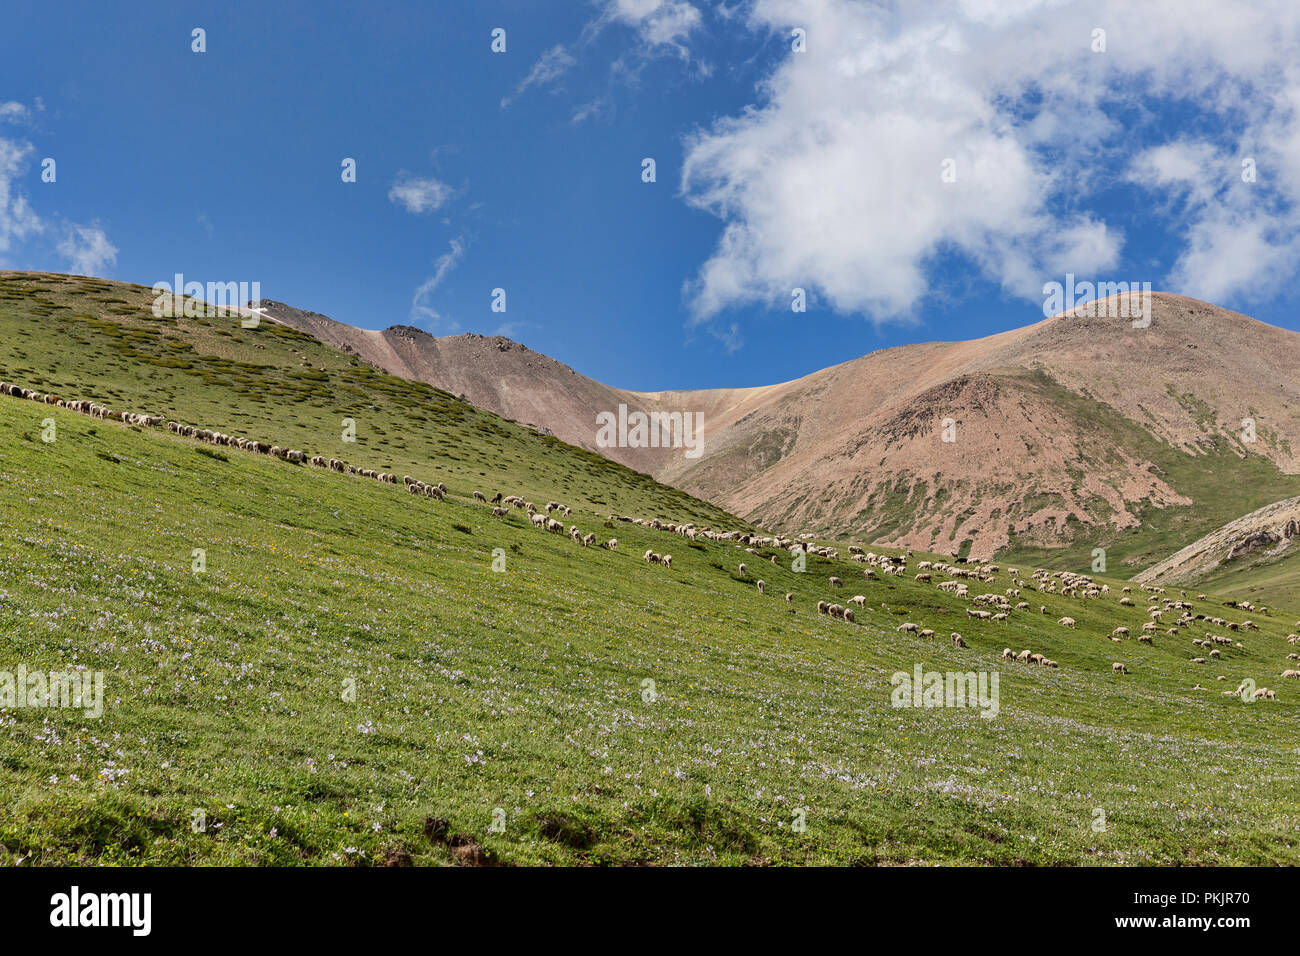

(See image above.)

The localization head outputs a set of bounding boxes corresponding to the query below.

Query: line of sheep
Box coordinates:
[4,377,642,558]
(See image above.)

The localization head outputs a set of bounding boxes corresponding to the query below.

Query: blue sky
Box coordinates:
[4,0,1300,391]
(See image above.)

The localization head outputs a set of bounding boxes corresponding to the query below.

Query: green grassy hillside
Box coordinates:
[2,273,1299,865]
[0,272,740,530]
[1193,549,1300,613]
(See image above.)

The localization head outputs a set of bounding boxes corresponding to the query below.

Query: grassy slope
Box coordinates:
[1,275,1299,865]
[1194,549,1300,612]
[0,272,741,530]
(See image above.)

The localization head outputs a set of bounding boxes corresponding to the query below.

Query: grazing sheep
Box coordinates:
[1254,688,1277,700]
[1209,649,1221,658]
[546,518,564,533]
[829,576,843,588]
[843,609,855,623]
[1043,659,1058,668]
[491,492,502,504]
[1029,652,1044,664]
[738,563,747,576]
[492,507,509,517]
[1137,634,1153,644]
[1281,670,1300,680]
[897,623,919,634]
[849,595,866,606]
[662,555,672,569]
[643,549,655,562]
[817,601,828,614]
[1112,626,1129,638]
[951,633,966,647]
[473,491,487,503]
[756,580,765,594]
[1002,648,1014,660]
[607,539,618,551]
[1190,657,1206,664]
[1057,617,1076,628]
[583,533,596,547]
[531,513,546,528]
[1112,663,1129,674]
[785,593,794,604]
[1017,650,1032,663]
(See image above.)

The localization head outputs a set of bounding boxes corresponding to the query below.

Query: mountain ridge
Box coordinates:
[254,290,1300,565]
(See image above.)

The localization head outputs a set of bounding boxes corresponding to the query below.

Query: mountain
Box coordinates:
[259,293,1300,570]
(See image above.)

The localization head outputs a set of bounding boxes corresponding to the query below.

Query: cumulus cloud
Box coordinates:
[681,0,1300,327]
[388,173,454,214]
[411,236,466,330]
[501,44,577,108]
[57,223,117,276]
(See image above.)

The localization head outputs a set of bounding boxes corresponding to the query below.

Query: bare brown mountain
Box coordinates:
[259,293,1300,562]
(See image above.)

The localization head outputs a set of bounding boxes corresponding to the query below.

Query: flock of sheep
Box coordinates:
[4,375,1296,699]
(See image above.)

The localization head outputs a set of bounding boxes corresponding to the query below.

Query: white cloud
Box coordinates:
[681,0,1300,326]
[570,96,613,125]
[57,223,117,276]
[606,0,702,52]
[502,44,577,108]
[388,174,453,214]
[0,101,117,274]
[0,135,43,260]
[411,237,466,330]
